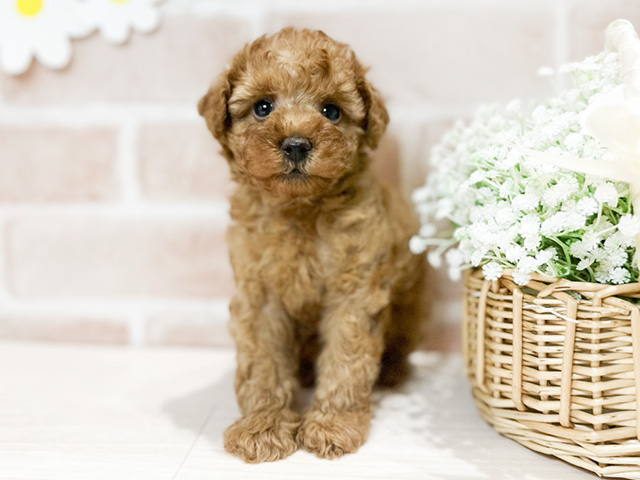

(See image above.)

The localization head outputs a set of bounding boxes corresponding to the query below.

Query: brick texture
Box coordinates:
[138,122,232,201]
[0,15,253,105]
[422,323,462,353]
[265,5,556,107]
[409,118,459,192]
[0,3,619,348]
[568,0,640,60]
[145,309,232,347]
[6,218,234,299]
[0,313,128,344]
[0,128,118,203]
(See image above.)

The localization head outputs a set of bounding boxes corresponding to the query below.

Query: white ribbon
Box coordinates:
[508,19,640,271]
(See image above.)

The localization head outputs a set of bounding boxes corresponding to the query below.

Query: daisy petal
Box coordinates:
[0,42,33,75]
[69,4,98,38]
[101,17,130,44]
[133,6,160,34]
[35,36,72,70]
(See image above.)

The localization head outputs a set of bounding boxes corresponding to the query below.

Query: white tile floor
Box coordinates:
[0,341,596,480]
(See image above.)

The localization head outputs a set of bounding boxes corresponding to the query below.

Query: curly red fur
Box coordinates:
[199,27,425,463]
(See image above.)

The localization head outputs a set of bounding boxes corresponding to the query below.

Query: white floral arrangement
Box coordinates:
[409,36,640,287]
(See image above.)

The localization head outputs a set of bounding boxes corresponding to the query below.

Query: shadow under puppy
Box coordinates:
[199,27,425,463]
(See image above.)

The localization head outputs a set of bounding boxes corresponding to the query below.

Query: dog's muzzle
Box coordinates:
[281,136,313,164]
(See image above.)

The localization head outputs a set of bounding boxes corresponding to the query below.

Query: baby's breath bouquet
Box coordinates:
[410,49,640,286]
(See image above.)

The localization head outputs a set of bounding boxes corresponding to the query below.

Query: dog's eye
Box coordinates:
[253,99,274,119]
[321,103,341,123]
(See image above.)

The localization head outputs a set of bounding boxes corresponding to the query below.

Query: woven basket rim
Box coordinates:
[464,267,640,479]
[467,269,640,310]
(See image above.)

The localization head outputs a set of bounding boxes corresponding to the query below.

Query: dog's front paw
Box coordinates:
[224,409,301,463]
[296,408,371,459]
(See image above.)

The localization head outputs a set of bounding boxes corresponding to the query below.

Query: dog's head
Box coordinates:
[198,28,389,199]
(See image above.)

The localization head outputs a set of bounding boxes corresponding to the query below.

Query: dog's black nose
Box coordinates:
[281,136,312,163]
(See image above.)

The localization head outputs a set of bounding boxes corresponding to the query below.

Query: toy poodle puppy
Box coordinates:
[198,27,425,463]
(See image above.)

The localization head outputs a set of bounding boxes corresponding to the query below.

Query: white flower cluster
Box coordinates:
[410,51,640,286]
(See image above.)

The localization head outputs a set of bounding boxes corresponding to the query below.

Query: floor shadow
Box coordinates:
[371,352,598,480]
[162,366,235,435]
[162,363,318,451]
[161,352,594,479]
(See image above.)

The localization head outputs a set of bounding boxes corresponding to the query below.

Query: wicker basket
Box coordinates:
[460,19,640,479]
[464,269,640,478]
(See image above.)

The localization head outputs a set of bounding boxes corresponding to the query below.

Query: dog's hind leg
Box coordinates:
[377,260,426,388]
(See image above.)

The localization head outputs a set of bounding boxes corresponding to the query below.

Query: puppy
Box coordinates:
[199,28,425,463]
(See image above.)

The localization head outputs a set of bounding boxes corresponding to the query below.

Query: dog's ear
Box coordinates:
[198,71,233,157]
[356,66,389,150]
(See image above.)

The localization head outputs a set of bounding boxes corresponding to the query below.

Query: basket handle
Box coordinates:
[606,19,640,100]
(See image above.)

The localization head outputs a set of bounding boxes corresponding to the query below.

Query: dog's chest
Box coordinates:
[253,220,328,321]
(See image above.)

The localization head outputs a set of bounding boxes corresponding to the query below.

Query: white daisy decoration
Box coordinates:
[85,0,161,45]
[0,0,94,75]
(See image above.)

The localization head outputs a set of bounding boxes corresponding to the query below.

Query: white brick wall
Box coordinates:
[0,0,637,350]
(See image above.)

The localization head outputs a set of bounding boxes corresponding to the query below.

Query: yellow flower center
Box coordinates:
[110,0,130,3]
[16,0,42,16]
